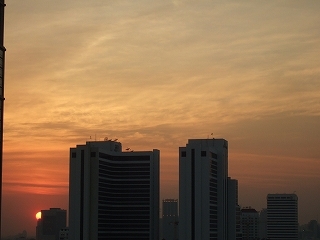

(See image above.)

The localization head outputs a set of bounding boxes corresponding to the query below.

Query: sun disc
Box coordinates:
[36,211,41,220]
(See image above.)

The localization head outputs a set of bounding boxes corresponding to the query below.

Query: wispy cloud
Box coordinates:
[2,0,320,233]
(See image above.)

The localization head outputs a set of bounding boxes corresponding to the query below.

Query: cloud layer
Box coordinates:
[2,0,320,236]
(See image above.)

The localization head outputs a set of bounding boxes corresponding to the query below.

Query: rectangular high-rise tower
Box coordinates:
[69,140,160,240]
[267,193,298,240]
[179,139,234,240]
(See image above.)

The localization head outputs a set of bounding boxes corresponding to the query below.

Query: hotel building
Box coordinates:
[68,140,159,240]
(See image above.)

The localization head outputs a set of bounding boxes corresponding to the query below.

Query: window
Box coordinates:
[210,152,217,159]
[181,151,186,157]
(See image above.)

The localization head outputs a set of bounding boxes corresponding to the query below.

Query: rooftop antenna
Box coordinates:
[0,0,5,237]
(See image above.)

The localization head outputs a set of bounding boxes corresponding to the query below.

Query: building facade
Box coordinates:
[162,199,179,240]
[36,208,67,240]
[228,178,242,240]
[259,208,267,240]
[69,140,159,240]
[59,228,69,240]
[241,207,259,240]
[179,138,237,240]
[267,193,298,240]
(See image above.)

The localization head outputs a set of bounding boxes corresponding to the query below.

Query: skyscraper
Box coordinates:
[162,199,179,240]
[36,208,67,240]
[267,193,298,240]
[179,138,237,240]
[69,140,160,240]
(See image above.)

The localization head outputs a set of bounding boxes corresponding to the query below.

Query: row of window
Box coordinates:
[98,204,149,210]
[210,198,218,203]
[98,191,150,198]
[209,186,217,193]
[98,219,149,224]
[99,182,150,189]
[99,170,150,180]
[99,187,150,194]
[99,152,150,161]
[99,168,150,176]
[99,165,150,172]
[99,178,150,185]
[210,181,217,189]
[97,214,150,220]
[98,198,150,204]
[98,232,149,239]
[99,160,150,168]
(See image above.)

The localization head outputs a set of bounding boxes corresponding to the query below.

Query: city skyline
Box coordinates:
[2,0,320,237]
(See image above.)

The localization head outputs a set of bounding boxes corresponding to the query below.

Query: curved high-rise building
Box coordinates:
[69,140,160,240]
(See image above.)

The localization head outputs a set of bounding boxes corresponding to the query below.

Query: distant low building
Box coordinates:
[241,207,259,240]
[259,208,267,240]
[299,220,320,239]
[267,193,298,240]
[228,178,242,240]
[36,208,67,240]
[162,199,178,240]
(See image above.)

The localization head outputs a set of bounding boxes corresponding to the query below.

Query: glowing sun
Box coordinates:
[36,211,41,220]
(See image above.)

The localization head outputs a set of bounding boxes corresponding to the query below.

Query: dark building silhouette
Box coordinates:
[299,220,320,239]
[267,194,298,240]
[162,199,179,240]
[241,207,259,240]
[228,178,242,240]
[69,140,160,240]
[259,208,267,239]
[179,138,239,240]
[36,208,67,240]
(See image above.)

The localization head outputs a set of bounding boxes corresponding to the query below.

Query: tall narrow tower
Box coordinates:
[0,0,5,238]
[179,139,230,240]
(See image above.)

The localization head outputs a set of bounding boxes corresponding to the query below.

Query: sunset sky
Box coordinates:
[2,0,320,237]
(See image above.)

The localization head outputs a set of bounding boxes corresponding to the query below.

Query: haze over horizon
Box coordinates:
[2,0,320,237]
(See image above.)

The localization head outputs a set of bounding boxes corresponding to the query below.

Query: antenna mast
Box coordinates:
[0,0,5,238]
